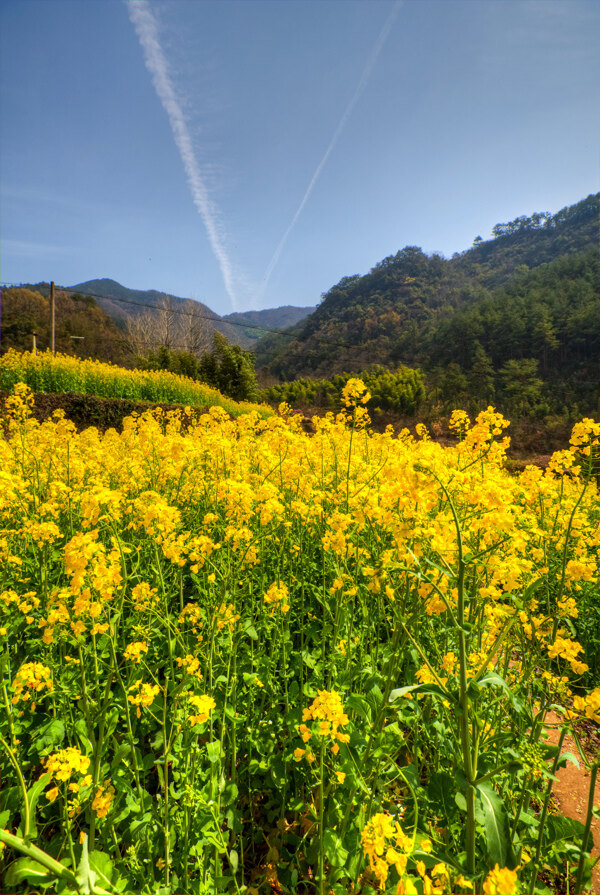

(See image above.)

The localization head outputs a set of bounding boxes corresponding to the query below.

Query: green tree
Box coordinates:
[499,358,544,416]
[439,363,468,410]
[198,333,258,402]
[469,344,495,409]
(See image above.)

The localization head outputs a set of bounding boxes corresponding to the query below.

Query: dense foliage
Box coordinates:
[197,334,259,403]
[138,334,260,404]
[1,381,599,895]
[257,194,599,417]
[263,365,425,415]
[0,288,130,365]
[0,350,269,418]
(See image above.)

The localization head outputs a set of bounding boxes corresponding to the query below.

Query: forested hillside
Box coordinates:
[0,286,131,364]
[223,305,315,345]
[257,193,599,415]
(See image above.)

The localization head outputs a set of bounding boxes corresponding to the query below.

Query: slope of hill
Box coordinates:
[256,193,600,414]
[0,286,131,363]
[69,278,248,348]
[455,192,599,288]
[222,305,316,345]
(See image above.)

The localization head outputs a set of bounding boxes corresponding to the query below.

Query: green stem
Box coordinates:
[574,760,599,895]
[528,727,567,895]
[163,677,170,888]
[318,739,325,895]
[0,829,85,891]
[89,671,114,850]
[0,735,30,838]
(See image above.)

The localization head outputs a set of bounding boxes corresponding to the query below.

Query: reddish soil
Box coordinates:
[545,712,600,894]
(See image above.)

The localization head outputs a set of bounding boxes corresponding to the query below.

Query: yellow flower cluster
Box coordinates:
[45,746,91,781]
[1,375,598,891]
[131,582,159,611]
[175,654,202,680]
[341,377,371,408]
[569,417,600,456]
[127,680,160,717]
[482,864,519,894]
[11,662,53,705]
[547,635,589,675]
[4,381,34,422]
[297,690,350,756]
[360,812,413,888]
[571,687,600,723]
[263,582,290,615]
[92,781,115,818]
[448,409,471,436]
[123,641,148,663]
[187,694,216,726]
[215,601,240,632]
[44,747,92,802]
[179,602,204,635]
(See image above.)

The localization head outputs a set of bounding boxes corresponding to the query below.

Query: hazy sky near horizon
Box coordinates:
[1,0,599,315]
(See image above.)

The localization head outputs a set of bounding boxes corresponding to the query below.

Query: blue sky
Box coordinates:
[1,0,599,315]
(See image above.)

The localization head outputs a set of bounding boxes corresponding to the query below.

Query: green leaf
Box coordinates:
[345,694,372,721]
[389,682,449,702]
[74,716,94,754]
[427,771,459,823]
[543,815,586,847]
[222,782,239,805]
[556,751,580,770]
[323,829,349,867]
[228,849,239,874]
[5,856,54,887]
[206,740,222,763]
[25,771,52,838]
[302,649,316,669]
[30,719,65,754]
[110,743,131,772]
[75,834,114,894]
[473,672,510,691]
[476,783,510,868]
[89,850,115,887]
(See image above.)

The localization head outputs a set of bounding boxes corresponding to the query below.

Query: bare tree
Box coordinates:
[180,299,213,355]
[126,295,213,357]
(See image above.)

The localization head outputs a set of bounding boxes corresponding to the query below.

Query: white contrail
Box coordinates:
[257,1,402,302]
[127,0,238,309]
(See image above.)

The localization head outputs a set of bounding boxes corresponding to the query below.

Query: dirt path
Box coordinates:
[545,712,600,894]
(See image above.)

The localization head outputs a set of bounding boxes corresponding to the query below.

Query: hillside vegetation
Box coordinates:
[0,287,130,364]
[0,349,271,418]
[257,193,599,418]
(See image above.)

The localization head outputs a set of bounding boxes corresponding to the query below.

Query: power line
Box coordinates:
[1,282,301,337]
[0,282,366,352]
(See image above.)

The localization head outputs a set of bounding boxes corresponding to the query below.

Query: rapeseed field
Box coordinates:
[1,374,599,894]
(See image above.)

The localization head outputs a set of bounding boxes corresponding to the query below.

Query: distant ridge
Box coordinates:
[68,278,249,346]
[223,305,316,345]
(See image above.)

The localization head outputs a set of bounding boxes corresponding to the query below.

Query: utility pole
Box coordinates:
[50,281,56,354]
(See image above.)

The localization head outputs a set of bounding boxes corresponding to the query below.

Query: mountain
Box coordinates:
[222,305,316,345]
[68,278,248,347]
[255,193,600,414]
